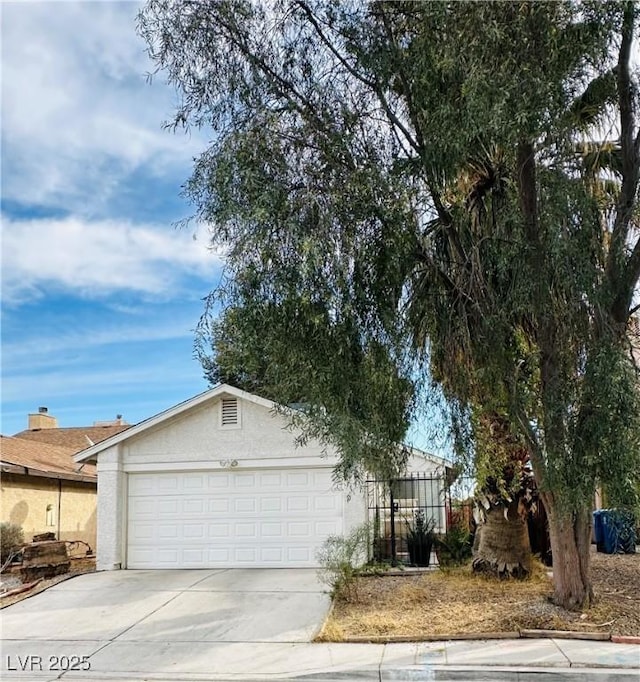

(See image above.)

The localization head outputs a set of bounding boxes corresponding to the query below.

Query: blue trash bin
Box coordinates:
[592,510,605,552]
[613,509,637,554]
[600,509,637,554]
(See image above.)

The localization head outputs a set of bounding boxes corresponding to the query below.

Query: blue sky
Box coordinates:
[1,1,219,435]
[0,0,446,456]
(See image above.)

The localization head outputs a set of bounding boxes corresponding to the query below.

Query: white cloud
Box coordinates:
[2,319,197,372]
[1,363,201,404]
[1,214,220,303]
[1,1,202,212]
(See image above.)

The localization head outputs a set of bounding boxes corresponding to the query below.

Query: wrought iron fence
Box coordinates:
[365,472,475,566]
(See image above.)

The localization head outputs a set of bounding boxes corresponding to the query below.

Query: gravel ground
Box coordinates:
[0,557,96,609]
[318,545,640,640]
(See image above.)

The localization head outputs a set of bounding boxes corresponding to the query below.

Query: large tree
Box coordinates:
[139,0,640,607]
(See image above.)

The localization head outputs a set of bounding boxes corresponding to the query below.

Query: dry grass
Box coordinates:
[317,547,640,641]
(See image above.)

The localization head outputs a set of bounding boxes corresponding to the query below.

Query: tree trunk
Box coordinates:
[472,499,532,578]
[542,492,594,609]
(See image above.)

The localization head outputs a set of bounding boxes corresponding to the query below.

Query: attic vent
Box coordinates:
[221,398,239,427]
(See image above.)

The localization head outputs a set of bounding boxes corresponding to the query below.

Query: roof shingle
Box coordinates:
[12,424,130,452]
[0,435,96,480]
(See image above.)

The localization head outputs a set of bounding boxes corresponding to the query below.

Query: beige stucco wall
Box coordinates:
[122,396,329,465]
[1,473,96,550]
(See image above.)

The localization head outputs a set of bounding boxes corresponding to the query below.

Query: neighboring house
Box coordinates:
[74,384,447,571]
[1,409,131,551]
[1,435,97,548]
[13,409,130,451]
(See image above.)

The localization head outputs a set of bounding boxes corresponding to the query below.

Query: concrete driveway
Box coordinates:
[1,568,337,679]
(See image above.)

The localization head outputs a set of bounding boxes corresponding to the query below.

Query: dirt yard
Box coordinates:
[317,547,640,641]
[0,557,96,609]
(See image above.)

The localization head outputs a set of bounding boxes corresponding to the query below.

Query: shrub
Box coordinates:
[435,524,473,569]
[316,523,370,601]
[406,510,436,567]
[1,522,24,563]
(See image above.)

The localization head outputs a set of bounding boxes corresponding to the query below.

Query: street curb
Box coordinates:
[377,667,640,682]
[339,629,625,644]
[8,670,636,682]
[521,629,611,641]
[298,667,640,682]
[342,632,520,643]
[611,635,640,645]
[338,630,616,644]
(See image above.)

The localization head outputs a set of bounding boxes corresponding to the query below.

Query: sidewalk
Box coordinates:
[2,637,639,682]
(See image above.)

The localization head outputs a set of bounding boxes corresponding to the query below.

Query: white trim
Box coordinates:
[123,457,336,473]
[121,471,129,570]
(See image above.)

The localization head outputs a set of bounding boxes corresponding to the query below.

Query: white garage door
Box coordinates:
[126,468,344,568]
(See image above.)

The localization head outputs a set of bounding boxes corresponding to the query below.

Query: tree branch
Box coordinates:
[517,141,540,246]
[293,0,422,156]
[373,4,455,234]
[607,1,639,321]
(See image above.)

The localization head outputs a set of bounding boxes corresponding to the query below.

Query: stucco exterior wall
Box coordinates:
[96,445,125,571]
[59,480,97,548]
[122,396,331,467]
[0,473,96,548]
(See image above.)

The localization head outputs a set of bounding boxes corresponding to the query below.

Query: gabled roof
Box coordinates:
[74,384,277,463]
[1,435,97,482]
[74,383,447,468]
[406,445,449,469]
[13,424,130,452]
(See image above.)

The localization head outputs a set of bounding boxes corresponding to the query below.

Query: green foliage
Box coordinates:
[406,509,436,544]
[573,340,640,513]
[139,0,640,602]
[1,522,24,562]
[197,291,415,483]
[435,525,473,569]
[315,524,370,601]
[406,509,436,567]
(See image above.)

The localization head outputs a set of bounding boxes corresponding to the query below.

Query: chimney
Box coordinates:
[28,407,58,430]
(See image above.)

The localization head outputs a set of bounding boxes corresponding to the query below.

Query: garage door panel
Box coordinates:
[207,474,231,489]
[261,547,283,562]
[183,478,205,492]
[128,475,155,495]
[157,476,179,492]
[208,523,230,538]
[127,468,343,568]
[287,496,311,512]
[183,499,204,514]
[260,497,282,512]
[259,472,282,487]
[234,473,256,487]
[261,522,283,537]
[287,547,312,562]
[234,498,257,513]
[183,524,205,539]
[287,471,309,486]
[209,499,229,513]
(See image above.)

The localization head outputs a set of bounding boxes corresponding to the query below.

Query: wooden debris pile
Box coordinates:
[20,541,69,582]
